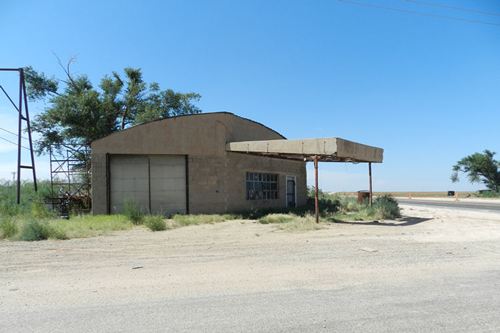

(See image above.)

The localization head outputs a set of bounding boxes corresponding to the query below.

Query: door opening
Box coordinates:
[286,176,296,208]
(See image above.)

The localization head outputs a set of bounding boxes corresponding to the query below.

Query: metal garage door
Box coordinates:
[109,155,186,215]
[149,156,186,214]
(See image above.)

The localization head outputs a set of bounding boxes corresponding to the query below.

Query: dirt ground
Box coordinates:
[1,206,500,332]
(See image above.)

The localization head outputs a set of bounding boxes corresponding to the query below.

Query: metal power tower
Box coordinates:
[0,68,37,203]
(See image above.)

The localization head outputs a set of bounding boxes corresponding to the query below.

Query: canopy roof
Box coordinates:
[226,137,383,163]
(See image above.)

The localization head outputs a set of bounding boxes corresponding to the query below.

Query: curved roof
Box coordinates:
[92,112,286,144]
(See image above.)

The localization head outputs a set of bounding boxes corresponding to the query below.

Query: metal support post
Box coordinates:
[314,155,319,223]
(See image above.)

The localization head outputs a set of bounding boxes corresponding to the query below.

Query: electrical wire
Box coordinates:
[337,0,500,27]
[0,135,30,150]
[0,127,28,140]
[402,0,500,17]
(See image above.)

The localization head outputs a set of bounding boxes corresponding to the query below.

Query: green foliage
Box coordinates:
[19,220,53,241]
[123,200,144,225]
[332,195,400,221]
[24,66,59,100]
[373,195,401,219]
[258,214,297,224]
[452,150,500,193]
[255,212,323,231]
[275,215,323,232]
[477,190,500,198]
[0,181,52,217]
[26,64,202,154]
[31,201,55,219]
[144,215,167,231]
[1,215,132,241]
[0,219,18,239]
[47,215,131,239]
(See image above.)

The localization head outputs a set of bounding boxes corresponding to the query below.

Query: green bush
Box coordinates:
[477,190,500,198]
[123,200,144,225]
[0,181,53,217]
[144,215,167,231]
[19,220,67,241]
[19,220,51,241]
[258,214,296,224]
[0,219,18,239]
[31,201,55,219]
[373,195,401,219]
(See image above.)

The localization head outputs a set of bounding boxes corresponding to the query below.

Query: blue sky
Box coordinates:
[1,0,499,191]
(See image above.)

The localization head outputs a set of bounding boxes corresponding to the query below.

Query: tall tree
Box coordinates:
[451,150,500,192]
[25,63,201,154]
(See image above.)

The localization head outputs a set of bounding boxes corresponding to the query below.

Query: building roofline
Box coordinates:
[91,111,286,145]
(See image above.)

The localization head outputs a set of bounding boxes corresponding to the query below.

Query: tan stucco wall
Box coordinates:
[91,113,306,214]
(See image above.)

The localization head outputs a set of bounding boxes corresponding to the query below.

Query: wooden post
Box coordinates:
[369,162,373,207]
[314,156,319,223]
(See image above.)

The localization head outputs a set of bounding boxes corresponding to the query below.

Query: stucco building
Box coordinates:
[91,112,307,215]
[91,112,384,216]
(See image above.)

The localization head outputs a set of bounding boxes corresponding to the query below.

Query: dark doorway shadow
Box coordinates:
[327,216,432,227]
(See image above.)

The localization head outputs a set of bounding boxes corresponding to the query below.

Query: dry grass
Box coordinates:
[0,215,133,241]
[257,213,323,232]
[169,214,238,228]
[336,191,476,198]
[258,214,297,224]
[275,215,323,232]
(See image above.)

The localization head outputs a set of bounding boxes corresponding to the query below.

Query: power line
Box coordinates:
[0,135,30,150]
[337,0,500,27]
[0,127,28,140]
[403,0,500,17]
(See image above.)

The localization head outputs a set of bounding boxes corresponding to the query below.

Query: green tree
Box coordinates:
[25,63,201,154]
[451,150,500,192]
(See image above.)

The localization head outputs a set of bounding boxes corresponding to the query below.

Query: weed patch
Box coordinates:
[0,219,18,239]
[171,214,237,227]
[123,201,144,225]
[144,215,167,231]
[276,215,323,232]
[258,214,296,224]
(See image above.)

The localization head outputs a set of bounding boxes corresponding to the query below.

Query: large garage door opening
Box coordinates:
[109,155,187,215]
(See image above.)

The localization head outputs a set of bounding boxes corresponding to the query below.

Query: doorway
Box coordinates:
[286,176,296,208]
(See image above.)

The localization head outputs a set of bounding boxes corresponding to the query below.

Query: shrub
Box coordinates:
[144,215,167,231]
[19,220,51,241]
[477,190,500,198]
[0,219,18,239]
[31,201,55,219]
[276,215,323,232]
[373,195,401,219]
[123,200,144,225]
[258,214,296,224]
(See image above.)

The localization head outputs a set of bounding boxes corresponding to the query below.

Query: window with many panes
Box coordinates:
[246,172,278,200]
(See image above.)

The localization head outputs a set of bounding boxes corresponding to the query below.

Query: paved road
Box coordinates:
[397,198,500,212]
[4,275,500,332]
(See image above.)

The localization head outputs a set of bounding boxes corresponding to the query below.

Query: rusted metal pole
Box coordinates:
[21,69,37,192]
[314,156,319,223]
[368,162,373,207]
[16,70,23,204]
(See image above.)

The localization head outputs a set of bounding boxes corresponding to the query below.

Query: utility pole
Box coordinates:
[0,68,38,203]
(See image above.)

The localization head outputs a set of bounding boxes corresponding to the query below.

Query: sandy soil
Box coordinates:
[1,206,500,332]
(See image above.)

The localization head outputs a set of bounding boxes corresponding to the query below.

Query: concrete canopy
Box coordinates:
[226,138,383,163]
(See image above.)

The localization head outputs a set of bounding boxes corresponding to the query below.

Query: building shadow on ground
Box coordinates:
[327,216,432,227]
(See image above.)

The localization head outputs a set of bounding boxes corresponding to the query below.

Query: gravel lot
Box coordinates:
[1,206,500,332]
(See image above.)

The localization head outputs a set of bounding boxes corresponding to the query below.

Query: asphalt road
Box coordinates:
[397,198,500,212]
[4,275,500,332]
